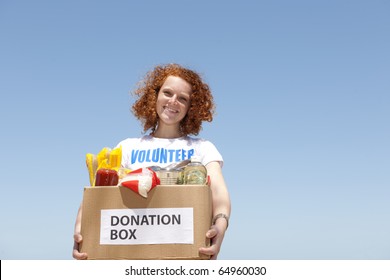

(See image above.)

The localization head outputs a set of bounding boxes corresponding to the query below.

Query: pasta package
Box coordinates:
[86,153,98,186]
[97,147,111,169]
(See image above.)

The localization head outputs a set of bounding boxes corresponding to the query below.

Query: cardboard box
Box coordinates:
[80,185,212,259]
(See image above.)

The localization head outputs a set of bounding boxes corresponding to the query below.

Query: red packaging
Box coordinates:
[95,169,119,186]
[119,168,160,198]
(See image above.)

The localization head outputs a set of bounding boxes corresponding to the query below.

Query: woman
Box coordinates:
[73,63,231,260]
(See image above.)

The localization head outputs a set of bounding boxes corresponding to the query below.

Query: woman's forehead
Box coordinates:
[161,76,192,93]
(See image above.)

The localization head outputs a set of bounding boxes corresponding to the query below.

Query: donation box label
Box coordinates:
[100,208,194,245]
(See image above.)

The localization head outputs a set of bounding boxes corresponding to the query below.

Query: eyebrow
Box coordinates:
[161,86,190,95]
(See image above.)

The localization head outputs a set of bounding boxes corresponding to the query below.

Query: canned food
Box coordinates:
[156,168,183,185]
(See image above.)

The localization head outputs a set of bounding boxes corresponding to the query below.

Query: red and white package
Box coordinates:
[118,168,160,198]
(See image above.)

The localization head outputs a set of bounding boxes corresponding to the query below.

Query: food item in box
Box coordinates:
[108,146,122,169]
[183,156,207,185]
[119,168,160,198]
[117,167,131,180]
[156,168,183,185]
[95,168,119,186]
[97,147,111,168]
[86,146,125,186]
[86,153,98,186]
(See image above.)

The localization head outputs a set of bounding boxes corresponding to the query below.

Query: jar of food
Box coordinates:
[183,156,207,185]
[156,168,182,185]
[95,168,119,186]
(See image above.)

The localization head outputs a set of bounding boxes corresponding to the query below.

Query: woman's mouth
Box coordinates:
[163,106,179,114]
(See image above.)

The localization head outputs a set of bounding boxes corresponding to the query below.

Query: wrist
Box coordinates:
[212,213,229,230]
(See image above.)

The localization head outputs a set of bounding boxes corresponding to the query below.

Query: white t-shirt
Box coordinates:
[116,135,223,170]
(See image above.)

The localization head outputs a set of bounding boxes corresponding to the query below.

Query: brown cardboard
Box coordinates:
[80,185,212,260]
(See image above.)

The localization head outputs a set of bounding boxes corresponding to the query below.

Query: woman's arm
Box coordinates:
[199,161,231,259]
[72,203,88,260]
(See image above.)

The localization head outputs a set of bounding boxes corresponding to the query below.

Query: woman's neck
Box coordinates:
[153,125,183,139]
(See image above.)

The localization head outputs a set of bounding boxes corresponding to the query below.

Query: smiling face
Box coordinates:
[155,75,192,136]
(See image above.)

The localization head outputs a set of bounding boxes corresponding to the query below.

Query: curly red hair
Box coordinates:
[132,64,215,136]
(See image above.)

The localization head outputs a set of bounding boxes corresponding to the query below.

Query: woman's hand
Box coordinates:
[72,204,88,260]
[72,232,88,260]
[199,221,227,260]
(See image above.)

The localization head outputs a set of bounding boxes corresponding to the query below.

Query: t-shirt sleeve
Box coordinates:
[115,138,132,169]
[200,140,223,167]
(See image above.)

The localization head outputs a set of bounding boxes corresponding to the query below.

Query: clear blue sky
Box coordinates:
[0,0,389,260]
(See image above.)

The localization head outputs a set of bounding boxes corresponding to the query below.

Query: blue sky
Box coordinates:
[0,0,389,260]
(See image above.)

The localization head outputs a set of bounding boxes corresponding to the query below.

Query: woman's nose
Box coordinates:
[168,94,178,104]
